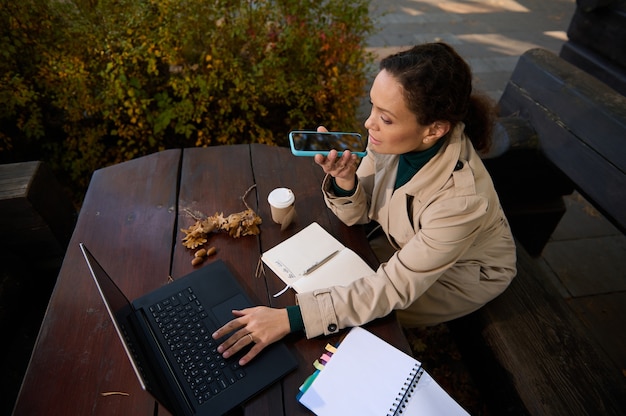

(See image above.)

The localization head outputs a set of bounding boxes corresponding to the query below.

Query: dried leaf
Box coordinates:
[179,186,263,251]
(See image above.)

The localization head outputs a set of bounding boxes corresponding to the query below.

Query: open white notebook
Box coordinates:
[298,327,470,416]
[261,222,375,296]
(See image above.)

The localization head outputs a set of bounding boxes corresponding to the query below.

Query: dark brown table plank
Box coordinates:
[249,144,335,416]
[173,145,261,300]
[173,144,281,416]
[13,149,181,416]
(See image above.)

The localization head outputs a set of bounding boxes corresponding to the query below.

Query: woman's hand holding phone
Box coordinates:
[314,126,358,191]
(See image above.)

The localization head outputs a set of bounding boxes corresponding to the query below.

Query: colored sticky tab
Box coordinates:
[297,340,343,402]
[297,370,320,398]
[299,370,316,391]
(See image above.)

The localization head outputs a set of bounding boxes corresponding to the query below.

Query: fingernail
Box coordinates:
[212,332,218,339]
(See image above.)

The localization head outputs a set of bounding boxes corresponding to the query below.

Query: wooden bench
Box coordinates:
[484,47,626,255]
[0,161,76,269]
[451,48,626,415]
[0,161,76,414]
[498,48,626,236]
[560,0,626,96]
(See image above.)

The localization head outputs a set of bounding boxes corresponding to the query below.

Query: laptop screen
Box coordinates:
[80,242,148,390]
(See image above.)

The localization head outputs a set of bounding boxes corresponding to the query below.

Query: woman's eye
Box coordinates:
[369,100,391,124]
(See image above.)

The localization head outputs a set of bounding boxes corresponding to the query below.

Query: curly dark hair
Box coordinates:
[379,43,495,152]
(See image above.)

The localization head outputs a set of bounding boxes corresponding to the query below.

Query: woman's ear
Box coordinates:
[429,121,451,140]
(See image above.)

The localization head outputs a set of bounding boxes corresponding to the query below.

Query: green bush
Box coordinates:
[0,0,375,200]
[0,2,55,155]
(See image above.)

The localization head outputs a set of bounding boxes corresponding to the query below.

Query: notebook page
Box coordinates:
[402,370,469,415]
[292,248,375,293]
[262,222,344,287]
[298,327,418,416]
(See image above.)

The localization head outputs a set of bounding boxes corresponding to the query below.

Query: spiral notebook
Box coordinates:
[297,327,469,416]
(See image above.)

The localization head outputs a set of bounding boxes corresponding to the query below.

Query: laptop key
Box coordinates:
[217,375,229,390]
[231,363,246,379]
[223,367,237,385]
[210,381,221,395]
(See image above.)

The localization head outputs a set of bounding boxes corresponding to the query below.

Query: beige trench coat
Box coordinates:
[296,125,517,338]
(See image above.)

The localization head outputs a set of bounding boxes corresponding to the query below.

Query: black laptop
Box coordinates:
[80,243,297,416]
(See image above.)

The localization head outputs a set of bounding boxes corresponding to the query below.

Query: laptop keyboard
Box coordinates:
[149,287,247,405]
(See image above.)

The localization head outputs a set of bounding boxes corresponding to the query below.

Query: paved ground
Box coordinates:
[365,0,575,100]
[365,0,626,413]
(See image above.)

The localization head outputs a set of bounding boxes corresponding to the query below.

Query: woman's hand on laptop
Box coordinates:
[213,306,290,366]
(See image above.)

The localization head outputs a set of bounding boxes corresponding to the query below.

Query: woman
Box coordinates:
[213,43,517,365]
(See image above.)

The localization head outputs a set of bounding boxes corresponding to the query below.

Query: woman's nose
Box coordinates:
[364,112,374,130]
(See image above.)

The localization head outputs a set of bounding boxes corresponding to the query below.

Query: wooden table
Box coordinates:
[13,144,410,415]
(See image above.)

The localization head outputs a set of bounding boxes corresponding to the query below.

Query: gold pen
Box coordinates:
[302,250,340,275]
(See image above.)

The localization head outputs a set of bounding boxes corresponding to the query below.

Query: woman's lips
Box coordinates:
[368,134,381,146]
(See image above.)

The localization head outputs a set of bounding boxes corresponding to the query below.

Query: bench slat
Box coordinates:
[503,48,626,173]
[500,82,626,232]
[499,48,626,233]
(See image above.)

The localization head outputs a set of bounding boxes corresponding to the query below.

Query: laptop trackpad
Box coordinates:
[211,293,251,327]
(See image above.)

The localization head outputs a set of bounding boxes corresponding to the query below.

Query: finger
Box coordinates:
[212,321,240,340]
[333,153,353,171]
[339,152,358,170]
[317,125,329,133]
[239,342,266,366]
[341,150,353,162]
[326,149,339,163]
[231,309,247,318]
[219,328,254,357]
[314,153,326,165]
[215,331,241,354]
[212,312,246,339]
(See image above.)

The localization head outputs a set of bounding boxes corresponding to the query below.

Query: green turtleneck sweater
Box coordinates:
[394,139,444,189]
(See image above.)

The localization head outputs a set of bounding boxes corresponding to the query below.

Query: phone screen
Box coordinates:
[289,131,367,156]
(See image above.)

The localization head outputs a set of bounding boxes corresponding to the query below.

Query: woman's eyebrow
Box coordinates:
[369,97,397,119]
[376,104,397,119]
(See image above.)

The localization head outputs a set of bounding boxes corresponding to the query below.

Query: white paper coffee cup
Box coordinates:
[268,188,295,224]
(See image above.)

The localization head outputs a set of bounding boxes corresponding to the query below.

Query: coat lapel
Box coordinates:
[372,124,466,246]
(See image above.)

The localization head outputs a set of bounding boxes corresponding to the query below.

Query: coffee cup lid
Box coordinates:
[268,188,295,208]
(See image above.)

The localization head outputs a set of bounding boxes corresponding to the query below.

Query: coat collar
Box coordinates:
[398,123,465,200]
[372,123,465,202]
[367,124,467,242]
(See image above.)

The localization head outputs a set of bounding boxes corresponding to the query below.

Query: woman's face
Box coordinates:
[364,69,434,154]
